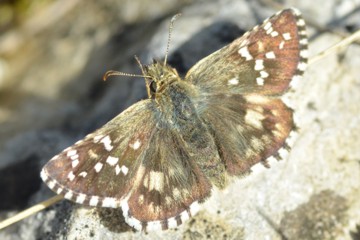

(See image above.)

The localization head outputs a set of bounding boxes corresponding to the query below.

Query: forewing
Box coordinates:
[185,8,308,95]
[188,8,307,175]
[41,99,212,231]
[41,100,157,208]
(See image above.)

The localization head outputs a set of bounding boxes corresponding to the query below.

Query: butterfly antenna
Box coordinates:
[134,55,146,75]
[103,70,150,81]
[134,55,153,98]
[163,13,182,66]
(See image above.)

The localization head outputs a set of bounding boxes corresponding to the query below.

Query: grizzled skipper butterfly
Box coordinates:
[41,8,308,231]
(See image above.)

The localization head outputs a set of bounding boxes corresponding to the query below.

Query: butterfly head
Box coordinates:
[144,60,180,95]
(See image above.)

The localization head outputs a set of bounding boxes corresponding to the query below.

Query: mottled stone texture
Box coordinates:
[0,0,359,239]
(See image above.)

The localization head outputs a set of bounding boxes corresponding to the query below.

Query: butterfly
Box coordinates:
[41,8,308,231]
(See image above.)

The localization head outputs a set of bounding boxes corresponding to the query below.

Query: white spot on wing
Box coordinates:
[260,70,269,78]
[40,169,48,181]
[245,109,265,129]
[88,149,98,159]
[266,27,273,35]
[147,221,162,231]
[290,75,302,89]
[298,62,307,71]
[165,196,172,206]
[238,46,253,60]
[149,171,164,192]
[72,159,79,168]
[263,22,272,31]
[244,94,269,104]
[256,77,264,86]
[270,31,279,37]
[239,37,249,47]
[115,165,121,175]
[299,30,307,36]
[189,201,200,216]
[94,162,103,173]
[180,210,190,223]
[120,199,129,213]
[245,148,255,158]
[272,129,282,138]
[67,150,77,157]
[286,130,299,147]
[262,20,278,37]
[278,147,289,159]
[106,156,119,166]
[100,135,113,151]
[254,60,264,71]
[265,51,276,59]
[257,41,264,52]
[279,40,285,49]
[168,217,178,228]
[138,194,144,205]
[121,165,129,175]
[64,191,73,200]
[173,188,181,200]
[67,171,75,181]
[300,39,308,45]
[250,137,263,150]
[102,197,118,208]
[89,196,99,206]
[132,139,141,150]
[56,187,63,194]
[227,78,239,86]
[48,180,55,189]
[143,174,149,188]
[300,50,308,58]
[282,33,291,40]
[297,19,305,26]
[79,171,87,178]
[76,194,86,204]
[127,217,142,231]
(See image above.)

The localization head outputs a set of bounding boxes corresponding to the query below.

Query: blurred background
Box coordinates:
[0,0,360,239]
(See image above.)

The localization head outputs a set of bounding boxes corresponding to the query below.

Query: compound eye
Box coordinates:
[150,81,157,93]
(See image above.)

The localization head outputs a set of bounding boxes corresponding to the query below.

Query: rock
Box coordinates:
[0,0,360,239]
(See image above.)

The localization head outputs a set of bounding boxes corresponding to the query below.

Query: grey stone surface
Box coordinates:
[0,0,360,239]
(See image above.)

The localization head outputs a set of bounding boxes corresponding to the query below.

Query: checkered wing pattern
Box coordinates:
[41,8,308,232]
[41,100,211,231]
[186,8,307,176]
